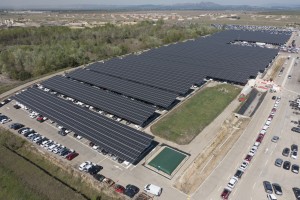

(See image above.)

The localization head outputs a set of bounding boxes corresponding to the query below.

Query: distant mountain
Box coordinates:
[0,1,300,11]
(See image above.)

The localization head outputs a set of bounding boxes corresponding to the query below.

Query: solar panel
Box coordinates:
[41,76,156,126]
[13,87,154,163]
[66,69,178,108]
[87,30,285,93]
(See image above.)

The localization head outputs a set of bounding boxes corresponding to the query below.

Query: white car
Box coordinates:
[79,161,92,171]
[144,184,162,196]
[227,177,238,189]
[260,129,267,135]
[239,161,249,171]
[265,120,271,126]
[291,151,298,159]
[92,145,99,150]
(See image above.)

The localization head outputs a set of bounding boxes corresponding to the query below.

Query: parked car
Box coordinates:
[292,127,300,133]
[271,136,279,143]
[79,161,92,171]
[291,144,298,152]
[234,170,244,179]
[227,177,238,189]
[103,178,115,187]
[66,152,79,160]
[239,161,249,171]
[88,165,103,175]
[293,187,300,200]
[263,181,273,194]
[267,194,277,200]
[274,158,283,167]
[114,184,125,193]
[220,188,231,200]
[0,117,11,124]
[144,184,162,196]
[89,142,95,147]
[283,161,291,170]
[291,150,298,159]
[124,184,139,198]
[292,164,299,174]
[9,123,24,130]
[272,183,282,195]
[244,155,253,162]
[282,148,290,157]
[256,134,264,143]
[13,104,21,109]
[93,174,106,182]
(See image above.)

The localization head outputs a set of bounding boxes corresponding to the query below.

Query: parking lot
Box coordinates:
[0,100,188,200]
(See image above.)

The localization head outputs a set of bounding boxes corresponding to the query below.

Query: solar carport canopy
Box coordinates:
[66,69,178,108]
[42,76,156,125]
[13,87,154,163]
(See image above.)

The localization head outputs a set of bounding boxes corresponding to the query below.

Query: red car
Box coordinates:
[66,152,79,160]
[36,116,45,122]
[256,134,264,143]
[221,188,231,200]
[114,184,125,193]
[245,154,253,162]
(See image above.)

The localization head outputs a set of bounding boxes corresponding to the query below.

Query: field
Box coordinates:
[0,128,121,200]
[151,84,241,144]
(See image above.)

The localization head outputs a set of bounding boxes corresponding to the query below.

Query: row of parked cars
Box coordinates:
[16,125,79,160]
[220,96,281,200]
[77,160,163,199]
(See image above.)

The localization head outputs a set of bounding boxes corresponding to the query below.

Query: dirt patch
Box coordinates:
[265,57,286,80]
[174,114,250,194]
[0,75,18,84]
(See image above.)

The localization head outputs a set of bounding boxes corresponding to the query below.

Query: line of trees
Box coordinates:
[0,20,218,81]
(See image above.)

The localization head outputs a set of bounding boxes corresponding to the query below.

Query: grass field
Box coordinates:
[151,84,241,144]
[0,128,121,200]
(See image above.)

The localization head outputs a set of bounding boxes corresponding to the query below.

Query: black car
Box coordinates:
[117,158,124,164]
[272,96,276,100]
[292,164,299,174]
[282,148,290,157]
[293,187,300,200]
[234,169,244,179]
[263,181,273,194]
[283,161,291,170]
[58,128,67,136]
[124,184,140,198]
[291,144,298,152]
[101,149,108,155]
[93,174,106,182]
[9,123,24,130]
[272,183,282,195]
[13,104,21,109]
[88,165,103,175]
[292,127,300,133]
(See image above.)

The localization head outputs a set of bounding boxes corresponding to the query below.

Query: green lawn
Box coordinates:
[151,84,241,144]
[0,129,121,200]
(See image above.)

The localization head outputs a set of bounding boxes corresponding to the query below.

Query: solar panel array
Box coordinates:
[219,30,291,45]
[41,76,156,125]
[13,87,154,163]
[85,30,284,95]
[66,69,178,108]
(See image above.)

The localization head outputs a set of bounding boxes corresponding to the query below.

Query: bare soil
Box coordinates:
[174,114,250,194]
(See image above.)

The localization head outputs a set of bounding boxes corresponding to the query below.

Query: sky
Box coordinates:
[0,0,298,7]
